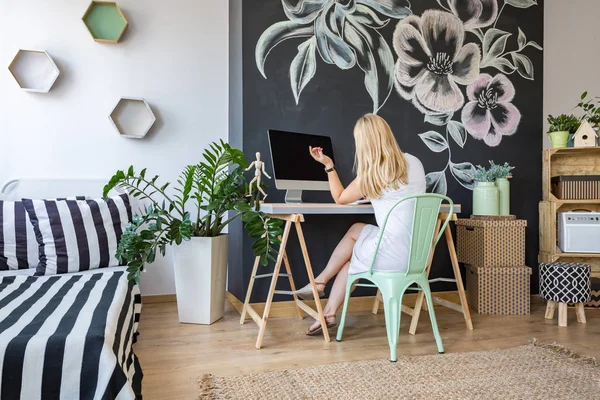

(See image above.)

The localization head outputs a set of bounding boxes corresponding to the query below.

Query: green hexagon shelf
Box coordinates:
[82,1,128,43]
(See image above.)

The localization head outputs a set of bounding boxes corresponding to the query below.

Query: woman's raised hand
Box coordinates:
[309,146,334,168]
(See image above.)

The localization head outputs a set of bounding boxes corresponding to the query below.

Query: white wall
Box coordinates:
[0,0,229,295]
[544,0,600,148]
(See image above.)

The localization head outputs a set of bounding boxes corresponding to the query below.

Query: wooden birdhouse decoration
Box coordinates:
[573,120,598,147]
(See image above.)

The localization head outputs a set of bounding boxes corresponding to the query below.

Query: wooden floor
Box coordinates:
[135,296,600,400]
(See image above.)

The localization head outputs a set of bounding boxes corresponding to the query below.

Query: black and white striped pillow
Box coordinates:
[22,194,132,276]
[0,197,85,270]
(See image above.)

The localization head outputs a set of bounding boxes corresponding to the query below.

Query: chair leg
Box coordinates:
[421,281,444,354]
[336,279,354,342]
[382,290,402,362]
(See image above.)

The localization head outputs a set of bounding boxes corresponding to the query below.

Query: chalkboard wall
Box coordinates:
[229,0,544,303]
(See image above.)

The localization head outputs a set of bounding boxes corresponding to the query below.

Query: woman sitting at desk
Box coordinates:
[297,113,426,336]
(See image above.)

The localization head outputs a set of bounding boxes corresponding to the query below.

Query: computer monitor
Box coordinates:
[268,129,336,203]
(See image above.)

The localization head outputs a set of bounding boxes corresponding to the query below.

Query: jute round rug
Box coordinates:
[199,342,599,399]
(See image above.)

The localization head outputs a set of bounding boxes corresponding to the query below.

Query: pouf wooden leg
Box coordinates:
[545,301,556,320]
[558,303,568,327]
[575,303,587,324]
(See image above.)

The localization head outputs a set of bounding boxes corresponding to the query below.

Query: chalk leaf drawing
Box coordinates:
[399,0,542,195]
[419,131,449,153]
[255,0,412,113]
[461,73,521,147]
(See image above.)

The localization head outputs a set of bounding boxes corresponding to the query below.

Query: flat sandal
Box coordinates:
[295,282,326,300]
[306,316,337,336]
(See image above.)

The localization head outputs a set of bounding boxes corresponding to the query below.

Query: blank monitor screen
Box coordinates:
[268,130,335,186]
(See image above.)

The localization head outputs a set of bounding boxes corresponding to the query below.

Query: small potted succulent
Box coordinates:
[472,164,499,216]
[547,114,581,148]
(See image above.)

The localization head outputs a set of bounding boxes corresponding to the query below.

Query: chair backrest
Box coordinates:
[368,194,454,276]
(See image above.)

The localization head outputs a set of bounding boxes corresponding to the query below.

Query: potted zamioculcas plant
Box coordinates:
[472,164,499,216]
[547,114,580,148]
[104,140,283,325]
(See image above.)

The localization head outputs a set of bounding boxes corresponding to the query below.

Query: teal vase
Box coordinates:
[495,178,510,215]
[472,182,499,216]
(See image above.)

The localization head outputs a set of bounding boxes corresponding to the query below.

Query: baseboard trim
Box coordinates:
[141,291,463,311]
[142,294,177,304]
[226,291,462,317]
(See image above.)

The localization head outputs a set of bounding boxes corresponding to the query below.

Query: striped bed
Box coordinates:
[0,268,142,399]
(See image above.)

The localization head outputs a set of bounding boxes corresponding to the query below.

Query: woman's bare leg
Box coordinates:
[308,261,350,332]
[316,223,365,283]
[298,223,366,294]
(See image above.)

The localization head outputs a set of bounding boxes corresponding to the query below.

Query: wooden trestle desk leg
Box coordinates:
[295,221,330,343]
[255,220,293,349]
[240,255,261,325]
[444,223,473,331]
[409,219,442,335]
[283,249,304,320]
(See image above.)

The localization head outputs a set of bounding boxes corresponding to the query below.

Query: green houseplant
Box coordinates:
[103,140,283,324]
[575,91,600,129]
[472,164,499,216]
[547,114,581,148]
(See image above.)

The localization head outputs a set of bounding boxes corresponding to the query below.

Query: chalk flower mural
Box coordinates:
[255,0,542,195]
[393,10,480,114]
[394,0,542,194]
[256,0,412,113]
[445,0,498,29]
[461,73,521,147]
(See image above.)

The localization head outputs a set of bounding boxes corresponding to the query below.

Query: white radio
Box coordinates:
[558,212,600,253]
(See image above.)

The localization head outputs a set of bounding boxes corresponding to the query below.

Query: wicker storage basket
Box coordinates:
[456,219,527,268]
[585,277,600,308]
[466,265,531,315]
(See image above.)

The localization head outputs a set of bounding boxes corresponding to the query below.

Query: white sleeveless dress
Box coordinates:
[349,154,426,275]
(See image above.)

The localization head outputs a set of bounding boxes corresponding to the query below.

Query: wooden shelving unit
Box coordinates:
[540,147,600,277]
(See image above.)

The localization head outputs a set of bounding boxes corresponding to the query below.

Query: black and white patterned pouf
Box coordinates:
[539,262,591,327]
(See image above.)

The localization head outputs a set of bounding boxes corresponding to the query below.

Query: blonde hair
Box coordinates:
[353,114,408,199]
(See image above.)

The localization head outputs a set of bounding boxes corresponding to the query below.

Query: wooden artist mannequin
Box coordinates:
[246,152,271,200]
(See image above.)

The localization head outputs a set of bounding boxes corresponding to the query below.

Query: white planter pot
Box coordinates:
[172,235,228,324]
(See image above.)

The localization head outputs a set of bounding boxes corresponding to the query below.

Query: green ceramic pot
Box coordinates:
[548,131,570,148]
[473,182,499,216]
[495,178,510,215]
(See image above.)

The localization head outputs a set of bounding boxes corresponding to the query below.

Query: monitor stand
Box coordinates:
[285,190,303,203]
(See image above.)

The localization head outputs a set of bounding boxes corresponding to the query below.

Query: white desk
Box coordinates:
[259,202,459,215]
[240,202,471,349]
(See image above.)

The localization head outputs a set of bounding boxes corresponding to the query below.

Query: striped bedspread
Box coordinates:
[0,270,142,399]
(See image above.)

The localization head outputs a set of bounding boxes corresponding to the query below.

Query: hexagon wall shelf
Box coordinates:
[8,50,60,93]
[82,1,128,43]
[109,97,156,139]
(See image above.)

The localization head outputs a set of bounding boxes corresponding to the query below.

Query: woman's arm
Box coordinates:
[309,146,363,205]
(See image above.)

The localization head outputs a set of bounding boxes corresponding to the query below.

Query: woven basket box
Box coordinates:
[584,277,600,308]
[466,265,531,315]
[456,219,527,268]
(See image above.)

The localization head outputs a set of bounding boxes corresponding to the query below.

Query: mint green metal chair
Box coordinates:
[336,194,454,362]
